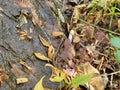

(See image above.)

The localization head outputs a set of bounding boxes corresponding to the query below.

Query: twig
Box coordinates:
[79,18,120,36]
[52,36,66,66]
[101,70,120,76]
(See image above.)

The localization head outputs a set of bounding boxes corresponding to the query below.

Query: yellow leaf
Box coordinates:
[20,60,33,72]
[16,78,28,84]
[39,35,51,47]
[72,8,79,24]
[45,64,66,82]
[34,53,50,61]
[72,4,86,24]
[118,19,120,28]
[34,76,45,90]
[52,31,64,38]
[48,45,55,60]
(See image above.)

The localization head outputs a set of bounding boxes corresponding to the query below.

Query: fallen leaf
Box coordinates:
[20,60,33,72]
[72,7,79,24]
[73,36,80,43]
[48,45,55,60]
[52,31,64,38]
[29,27,33,33]
[118,19,120,28]
[81,25,94,39]
[34,76,45,90]
[72,73,93,87]
[34,53,50,61]
[16,78,28,84]
[17,30,31,40]
[18,31,27,35]
[60,39,74,60]
[46,64,66,82]
[26,35,33,40]
[19,35,26,40]
[78,62,105,90]
[39,35,51,47]
[72,4,86,24]
[0,67,9,86]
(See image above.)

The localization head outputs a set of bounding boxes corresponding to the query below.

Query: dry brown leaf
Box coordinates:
[73,36,80,43]
[39,35,51,47]
[78,62,105,90]
[52,31,64,38]
[26,35,33,40]
[18,31,27,35]
[19,35,26,40]
[17,30,28,40]
[34,53,50,61]
[0,67,9,86]
[20,60,33,72]
[86,45,96,55]
[16,78,28,84]
[48,45,55,60]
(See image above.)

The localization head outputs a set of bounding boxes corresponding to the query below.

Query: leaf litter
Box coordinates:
[1,0,120,90]
[33,0,120,89]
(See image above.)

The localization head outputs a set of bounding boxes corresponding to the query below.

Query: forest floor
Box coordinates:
[0,0,120,90]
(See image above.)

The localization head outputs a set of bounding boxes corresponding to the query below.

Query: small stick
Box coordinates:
[52,36,65,66]
[79,18,120,36]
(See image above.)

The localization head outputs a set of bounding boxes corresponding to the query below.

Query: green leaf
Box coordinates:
[110,34,120,48]
[46,64,66,82]
[71,73,93,87]
[115,50,120,63]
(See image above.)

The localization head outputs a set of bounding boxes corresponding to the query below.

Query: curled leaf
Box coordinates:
[72,4,86,24]
[34,53,50,61]
[20,60,33,72]
[48,45,55,60]
[39,35,51,47]
[45,64,66,82]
